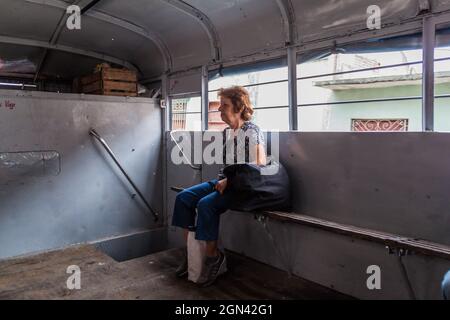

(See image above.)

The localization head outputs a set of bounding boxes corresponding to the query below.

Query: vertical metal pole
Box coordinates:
[422,16,436,132]
[162,74,171,132]
[288,46,298,130]
[161,74,169,225]
[167,95,173,132]
[200,66,209,183]
[201,65,209,131]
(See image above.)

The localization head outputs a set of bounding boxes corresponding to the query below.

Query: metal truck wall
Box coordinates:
[167,132,450,299]
[0,90,163,259]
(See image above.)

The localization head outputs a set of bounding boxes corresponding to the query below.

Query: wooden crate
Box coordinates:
[81,68,138,97]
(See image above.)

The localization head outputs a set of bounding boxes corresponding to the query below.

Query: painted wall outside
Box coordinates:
[299,83,450,132]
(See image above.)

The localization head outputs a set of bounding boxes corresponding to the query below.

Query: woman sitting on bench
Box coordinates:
[171,86,267,287]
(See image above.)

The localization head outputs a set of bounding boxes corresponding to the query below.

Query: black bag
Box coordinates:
[223,161,291,212]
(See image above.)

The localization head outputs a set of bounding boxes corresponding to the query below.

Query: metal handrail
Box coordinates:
[209,78,289,93]
[89,128,159,222]
[169,130,202,171]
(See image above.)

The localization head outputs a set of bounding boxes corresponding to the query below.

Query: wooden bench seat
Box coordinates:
[170,186,450,260]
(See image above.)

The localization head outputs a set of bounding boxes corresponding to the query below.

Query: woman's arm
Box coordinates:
[256,144,267,166]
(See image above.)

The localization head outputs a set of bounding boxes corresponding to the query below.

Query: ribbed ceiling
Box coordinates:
[0,0,448,81]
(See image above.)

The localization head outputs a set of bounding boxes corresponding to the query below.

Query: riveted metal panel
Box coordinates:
[0,90,163,259]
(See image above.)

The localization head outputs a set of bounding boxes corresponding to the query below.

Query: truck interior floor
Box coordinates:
[0,245,353,300]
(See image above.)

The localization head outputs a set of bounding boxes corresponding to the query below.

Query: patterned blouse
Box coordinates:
[218,121,265,179]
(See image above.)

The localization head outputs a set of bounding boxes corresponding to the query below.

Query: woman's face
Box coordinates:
[219,96,241,125]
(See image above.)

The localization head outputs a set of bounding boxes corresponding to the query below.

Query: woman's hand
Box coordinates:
[215,178,227,195]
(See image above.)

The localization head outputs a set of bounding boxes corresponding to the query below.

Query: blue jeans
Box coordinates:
[443,270,450,300]
[171,179,231,241]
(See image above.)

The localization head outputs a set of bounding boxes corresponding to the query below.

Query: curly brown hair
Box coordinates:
[218,86,254,121]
